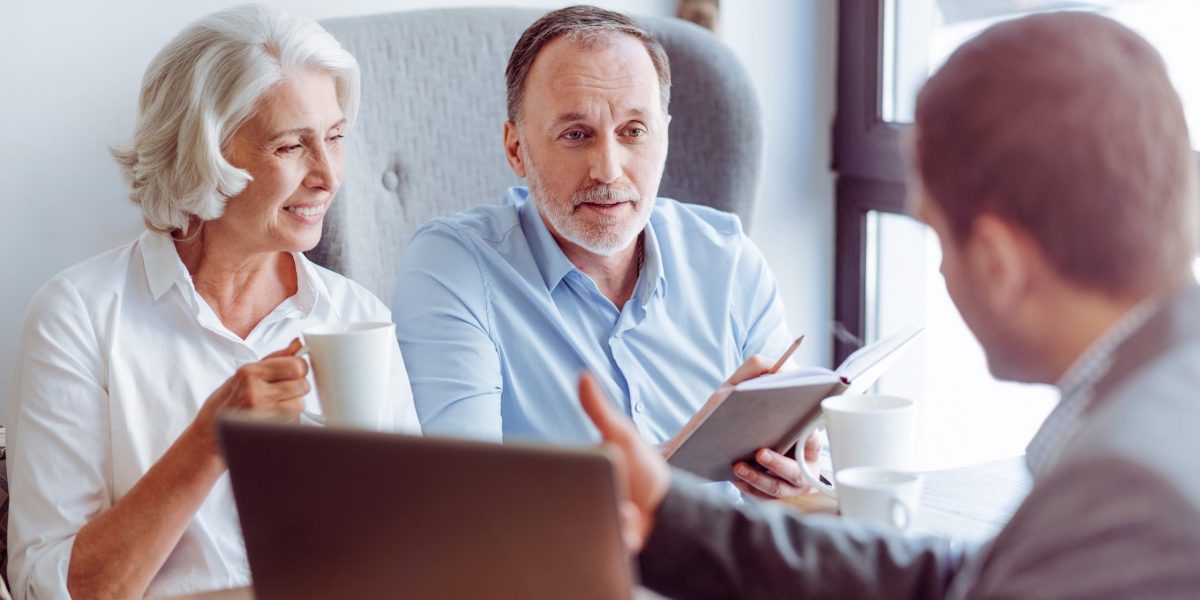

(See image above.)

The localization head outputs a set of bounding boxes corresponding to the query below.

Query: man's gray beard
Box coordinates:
[525,163,651,257]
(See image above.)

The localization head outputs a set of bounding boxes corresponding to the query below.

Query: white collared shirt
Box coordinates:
[7,230,420,600]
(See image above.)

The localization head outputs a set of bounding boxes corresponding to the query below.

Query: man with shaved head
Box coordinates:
[582,11,1200,598]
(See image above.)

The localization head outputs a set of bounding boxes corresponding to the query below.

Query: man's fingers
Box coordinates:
[803,433,822,463]
[579,372,635,443]
[619,502,647,552]
[733,461,802,499]
[725,355,775,386]
[756,448,804,485]
[732,480,775,501]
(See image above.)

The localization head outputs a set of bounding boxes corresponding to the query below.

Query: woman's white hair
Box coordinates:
[113,5,360,235]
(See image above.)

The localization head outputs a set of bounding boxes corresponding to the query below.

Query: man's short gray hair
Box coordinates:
[505,5,671,123]
[112,5,360,235]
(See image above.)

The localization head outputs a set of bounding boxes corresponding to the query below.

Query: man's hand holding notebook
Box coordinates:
[664,327,923,484]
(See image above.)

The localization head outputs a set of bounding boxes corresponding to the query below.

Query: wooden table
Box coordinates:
[169,458,1031,600]
[784,456,1032,543]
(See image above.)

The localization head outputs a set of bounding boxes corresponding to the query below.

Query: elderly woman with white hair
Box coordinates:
[6,6,419,598]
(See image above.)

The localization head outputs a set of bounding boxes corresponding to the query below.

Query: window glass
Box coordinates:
[881,0,1200,149]
[865,211,1057,469]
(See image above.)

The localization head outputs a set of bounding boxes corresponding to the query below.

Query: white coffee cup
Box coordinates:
[297,322,394,431]
[797,394,916,497]
[835,466,923,530]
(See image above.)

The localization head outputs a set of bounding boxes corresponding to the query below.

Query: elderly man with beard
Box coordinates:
[393,5,812,497]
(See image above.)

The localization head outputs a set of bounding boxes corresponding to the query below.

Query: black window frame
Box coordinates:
[832,0,910,364]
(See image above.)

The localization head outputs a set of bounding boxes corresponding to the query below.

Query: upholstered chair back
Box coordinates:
[311,8,763,300]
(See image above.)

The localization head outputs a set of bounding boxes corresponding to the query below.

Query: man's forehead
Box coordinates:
[549,107,653,126]
[529,34,658,92]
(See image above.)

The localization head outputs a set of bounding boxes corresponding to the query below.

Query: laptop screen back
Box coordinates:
[218,417,634,600]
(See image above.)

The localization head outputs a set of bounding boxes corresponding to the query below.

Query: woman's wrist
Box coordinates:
[176,420,227,479]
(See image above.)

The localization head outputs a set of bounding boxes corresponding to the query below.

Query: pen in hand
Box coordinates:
[768,335,805,374]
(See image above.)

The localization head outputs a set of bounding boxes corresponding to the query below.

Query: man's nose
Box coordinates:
[588,135,622,184]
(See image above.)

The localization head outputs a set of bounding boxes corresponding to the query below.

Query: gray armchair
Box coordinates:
[312,7,762,301]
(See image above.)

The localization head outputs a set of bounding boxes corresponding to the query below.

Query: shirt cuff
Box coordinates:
[13,536,75,600]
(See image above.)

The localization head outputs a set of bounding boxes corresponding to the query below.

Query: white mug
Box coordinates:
[797,394,916,497]
[835,466,923,530]
[297,322,394,431]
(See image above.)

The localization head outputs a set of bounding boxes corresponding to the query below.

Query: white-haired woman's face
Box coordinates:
[216,68,346,254]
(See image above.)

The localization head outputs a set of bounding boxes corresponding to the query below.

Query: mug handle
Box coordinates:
[797,417,835,497]
[293,345,325,425]
[890,498,911,530]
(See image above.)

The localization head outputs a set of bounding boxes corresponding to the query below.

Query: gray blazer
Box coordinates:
[639,283,1200,599]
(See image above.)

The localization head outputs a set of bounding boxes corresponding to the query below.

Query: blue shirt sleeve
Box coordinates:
[732,233,794,363]
[393,222,504,441]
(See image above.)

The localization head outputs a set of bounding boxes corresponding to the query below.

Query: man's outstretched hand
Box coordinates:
[579,372,671,552]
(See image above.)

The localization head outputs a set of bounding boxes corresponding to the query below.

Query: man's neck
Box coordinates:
[1030,284,1158,384]
[558,233,644,311]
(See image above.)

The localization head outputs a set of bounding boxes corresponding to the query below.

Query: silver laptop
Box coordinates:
[218,416,636,599]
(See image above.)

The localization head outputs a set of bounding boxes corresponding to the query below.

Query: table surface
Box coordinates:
[168,457,1032,600]
[784,455,1032,543]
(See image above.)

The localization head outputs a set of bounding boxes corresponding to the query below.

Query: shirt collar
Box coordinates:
[289,251,325,317]
[1026,293,1164,477]
[514,186,667,301]
[634,213,668,306]
[138,228,326,318]
[1053,293,1164,397]
[139,229,193,301]
[515,187,578,292]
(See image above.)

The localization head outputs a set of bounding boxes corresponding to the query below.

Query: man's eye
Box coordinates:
[563,130,586,141]
[626,127,647,138]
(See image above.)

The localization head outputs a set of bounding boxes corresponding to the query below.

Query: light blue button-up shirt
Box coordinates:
[394,187,793,447]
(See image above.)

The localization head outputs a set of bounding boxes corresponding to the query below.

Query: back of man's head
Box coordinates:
[914,12,1197,298]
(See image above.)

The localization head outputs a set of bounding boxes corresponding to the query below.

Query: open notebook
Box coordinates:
[665,327,922,481]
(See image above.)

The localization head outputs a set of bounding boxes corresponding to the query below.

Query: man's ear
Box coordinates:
[503,120,526,178]
[968,214,1035,316]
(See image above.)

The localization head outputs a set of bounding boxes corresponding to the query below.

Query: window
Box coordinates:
[881,0,1200,150]
[834,0,1200,469]
[865,210,1056,469]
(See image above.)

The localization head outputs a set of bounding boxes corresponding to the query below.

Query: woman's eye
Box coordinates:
[327,134,345,145]
[277,144,303,155]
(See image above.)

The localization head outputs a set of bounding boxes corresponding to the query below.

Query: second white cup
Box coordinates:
[835,466,923,530]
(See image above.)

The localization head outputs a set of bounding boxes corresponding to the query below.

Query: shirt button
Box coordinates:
[634,401,646,413]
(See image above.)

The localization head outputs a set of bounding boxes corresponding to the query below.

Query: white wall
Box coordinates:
[0,1,836,420]
[723,2,837,369]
